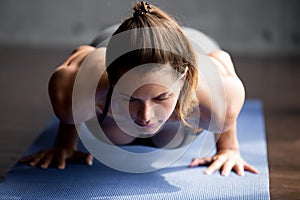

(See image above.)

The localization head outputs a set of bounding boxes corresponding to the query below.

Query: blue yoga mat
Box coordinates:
[0,100,270,200]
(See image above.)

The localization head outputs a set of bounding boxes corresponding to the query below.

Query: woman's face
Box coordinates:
[111,64,183,137]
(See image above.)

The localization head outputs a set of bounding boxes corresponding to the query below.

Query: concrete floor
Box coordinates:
[0,46,299,199]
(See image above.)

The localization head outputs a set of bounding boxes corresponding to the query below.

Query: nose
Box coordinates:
[136,102,152,125]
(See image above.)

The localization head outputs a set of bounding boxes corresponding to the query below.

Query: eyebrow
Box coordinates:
[119,92,172,100]
[155,92,172,98]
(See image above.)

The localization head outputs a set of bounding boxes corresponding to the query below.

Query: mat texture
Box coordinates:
[0,100,270,200]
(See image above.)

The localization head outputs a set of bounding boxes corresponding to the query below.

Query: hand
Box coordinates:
[19,147,93,169]
[189,149,259,176]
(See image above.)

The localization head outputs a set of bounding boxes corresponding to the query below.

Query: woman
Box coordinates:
[20,1,259,176]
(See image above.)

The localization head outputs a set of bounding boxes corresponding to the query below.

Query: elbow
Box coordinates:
[222,108,238,132]
[48,70,74,124]
[223,78,245,131]
[52,101,74,124]
[209,108,238,133]
[222,96,245,132]
[212,97,245,133]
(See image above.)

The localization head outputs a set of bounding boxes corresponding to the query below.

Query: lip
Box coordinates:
[134,121,158,129]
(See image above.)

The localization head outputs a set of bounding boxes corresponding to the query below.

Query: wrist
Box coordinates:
[216,145,239,152]
[54,122,78,149]
[215,132,239,152]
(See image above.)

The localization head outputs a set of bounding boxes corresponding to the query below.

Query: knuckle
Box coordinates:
[214,155,227,162]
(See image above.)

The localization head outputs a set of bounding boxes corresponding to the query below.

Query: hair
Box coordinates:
[101,1,199,128]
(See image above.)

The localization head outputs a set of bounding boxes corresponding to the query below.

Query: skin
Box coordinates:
[19,46,259,176]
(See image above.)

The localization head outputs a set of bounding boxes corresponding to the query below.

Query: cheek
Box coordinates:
[167,100,177,112]
[128,103,138,117]
[155,99,178,120]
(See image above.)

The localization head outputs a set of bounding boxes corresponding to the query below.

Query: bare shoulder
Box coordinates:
[211,50,245,126]
[196,50,245,132]
[196,50,241,106]
[208,50,236,77]
[48,46,106,123]
[49,46,98,95]
[55,45,97,73]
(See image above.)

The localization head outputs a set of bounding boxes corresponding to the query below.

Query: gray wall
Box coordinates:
[0,0,299,56]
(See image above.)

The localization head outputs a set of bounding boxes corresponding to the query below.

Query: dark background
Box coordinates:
[0,0,299,56]
[0,1,299,199]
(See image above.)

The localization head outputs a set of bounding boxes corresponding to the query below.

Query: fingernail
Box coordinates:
[58,165,65,169]
[222,172,228,177]
[204,171,211,175]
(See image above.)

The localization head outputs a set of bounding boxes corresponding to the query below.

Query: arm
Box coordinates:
[190,50,259,176]
[49,46,96,124]
[19,46,96,169]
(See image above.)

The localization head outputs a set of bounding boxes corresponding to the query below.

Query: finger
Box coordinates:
[29,152,46,167]
[72,151,93,165]
[221,160,236,176]
[205,157,227,175]
[244,163,260,174]
[19,154,38,163]
[189,157,212,167]
[233,163,245,176]
[41,154,53,169]
[57,153,67,169]
[86,154,93,166]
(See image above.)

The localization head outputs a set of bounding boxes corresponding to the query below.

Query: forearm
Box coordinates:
[54,121,79,149]
[214,121,239,151]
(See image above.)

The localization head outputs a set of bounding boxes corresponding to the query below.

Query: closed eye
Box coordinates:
[120,92,172,102]
[154,93,171,101]
[154,97,169,101]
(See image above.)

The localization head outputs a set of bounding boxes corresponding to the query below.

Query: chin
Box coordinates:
[136,124,164,137]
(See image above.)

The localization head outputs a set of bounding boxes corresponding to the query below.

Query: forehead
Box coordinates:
[125,63,177,80]
[113,63,182,95]
[131,83,171,95]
